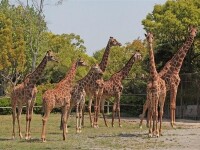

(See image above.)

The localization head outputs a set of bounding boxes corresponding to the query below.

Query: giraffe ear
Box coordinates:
[46,50,52,55]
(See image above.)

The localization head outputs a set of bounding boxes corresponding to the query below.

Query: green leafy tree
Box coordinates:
[39,32,95,84]
[142,0,200,73]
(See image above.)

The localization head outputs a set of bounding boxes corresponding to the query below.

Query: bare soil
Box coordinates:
[122,118,200,150]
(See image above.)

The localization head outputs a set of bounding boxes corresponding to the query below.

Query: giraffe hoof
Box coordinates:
[41,138,46,143]
[148,134,153,138]
[119,125,122,128]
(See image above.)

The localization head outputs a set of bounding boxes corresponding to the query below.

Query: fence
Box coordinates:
[164,73,200,120]
[0,73,200,120]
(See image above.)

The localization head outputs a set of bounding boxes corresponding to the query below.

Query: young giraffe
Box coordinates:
[145,32,166,137]
[139,26,197,128]
[97,50,142,127]
[11,50,58,140]
[41,58,87,142]
[60,37,121,129]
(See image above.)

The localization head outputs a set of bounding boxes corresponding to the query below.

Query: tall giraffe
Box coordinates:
[97,50,142,127]
[11,50,58,140]
[145,32,166,137]
[41,59,87,142]
[87,37,121,127]
[60,37,121,129]
[139,26,197,128]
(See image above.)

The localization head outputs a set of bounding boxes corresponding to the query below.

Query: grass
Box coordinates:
[0,113,178,150]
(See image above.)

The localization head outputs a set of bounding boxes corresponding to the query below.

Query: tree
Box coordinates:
[0,11,26,94]
[39,32,95,84]
[142,0,200,73]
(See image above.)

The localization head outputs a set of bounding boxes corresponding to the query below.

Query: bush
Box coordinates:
[0,97,12,115]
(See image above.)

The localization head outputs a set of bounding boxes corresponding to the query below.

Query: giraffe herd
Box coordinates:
[9,27,197,142]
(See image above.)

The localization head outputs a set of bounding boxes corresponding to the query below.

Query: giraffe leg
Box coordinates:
[139,99,149,128]
[41,109,51,142]
[16,104,23,139]
[76,104,80,133]
[65,105,73,133]
[148,108,153,137]
[12,105,17,139]
[81,103,85,128]
[155,100,159,138]
[95,94,101,128]
[25,100,31,140]
[116,94,122,127]
[27,104,34,140]
[101,99,108,127]
[93,93,99,128]
[159,107,164,136]
[88,97,94,127]
[170,85,178,128]
[79,102,85,133]
[159,90,166,136]
[60,113,63,130]
[112,102,117,127]
[61,105,69,141]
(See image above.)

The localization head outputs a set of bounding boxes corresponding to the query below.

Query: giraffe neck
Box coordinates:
[99,40,111,72]
[149,43,158,79]
[25,56,48,84]
[79,69,101,89]
[159,34,195,76]
[117,54,137,80]
[57,61,78,86]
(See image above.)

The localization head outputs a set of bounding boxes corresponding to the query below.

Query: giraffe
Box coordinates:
[10,50,58,140]
[139,26,197,128]
[87,37,121,128]
[97,50,142,128]
[41,58,87,142]
[144,32,166,137]
[59,37,121,129]
[65,64,103,133]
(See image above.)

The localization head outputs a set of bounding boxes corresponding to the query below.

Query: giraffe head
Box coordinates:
[96,78,104,88]
[145,32,154,44]
[90,64,103,76]
[109,37,122,47]
[133,50,142,61]
[76,58,88,67]
[188,26,198,37]
[46,50,58,62]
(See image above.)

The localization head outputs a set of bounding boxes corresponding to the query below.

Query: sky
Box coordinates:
[44,0,167,56]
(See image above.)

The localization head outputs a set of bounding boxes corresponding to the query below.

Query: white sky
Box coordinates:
[44,0,166,56]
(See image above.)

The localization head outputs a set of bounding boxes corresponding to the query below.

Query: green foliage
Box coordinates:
[142,0,200,73]
[0,97,11,115]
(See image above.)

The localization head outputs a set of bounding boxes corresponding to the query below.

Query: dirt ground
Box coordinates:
[128,118,200,150]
